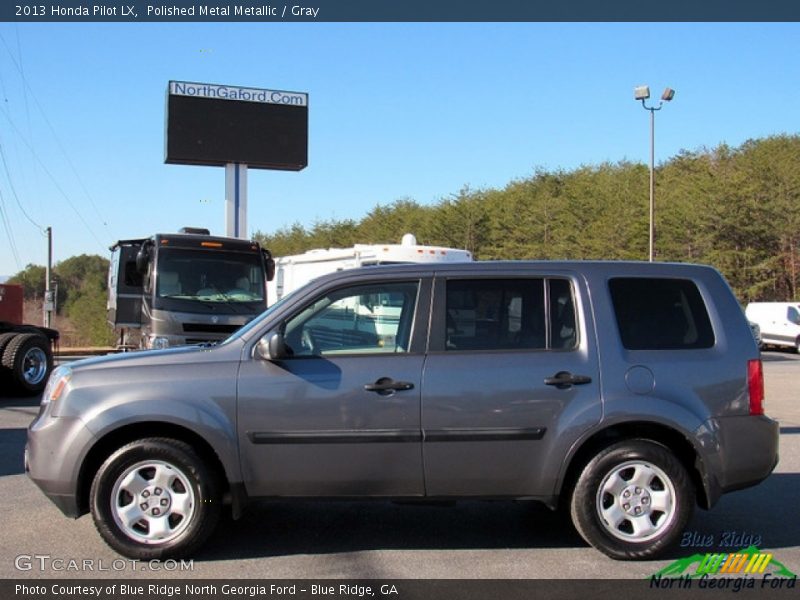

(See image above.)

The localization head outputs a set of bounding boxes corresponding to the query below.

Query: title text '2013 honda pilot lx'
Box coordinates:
[26,261,778,560]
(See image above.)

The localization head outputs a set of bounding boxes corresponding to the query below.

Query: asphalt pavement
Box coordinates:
[1,351,798,580]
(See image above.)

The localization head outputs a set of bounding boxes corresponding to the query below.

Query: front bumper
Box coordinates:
[26,413,97,518]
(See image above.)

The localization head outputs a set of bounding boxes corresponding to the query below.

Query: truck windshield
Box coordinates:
[156,249,265,303]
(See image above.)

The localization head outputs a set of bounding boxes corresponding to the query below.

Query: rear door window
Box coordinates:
[444,278,577,351]
[609,278,714,350]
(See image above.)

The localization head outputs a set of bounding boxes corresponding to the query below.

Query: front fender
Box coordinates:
[59,358,242,485]
[83,398,241,484]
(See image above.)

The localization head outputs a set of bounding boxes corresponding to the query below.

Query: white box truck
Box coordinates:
[744,301,800,352]
[267,234,473,306]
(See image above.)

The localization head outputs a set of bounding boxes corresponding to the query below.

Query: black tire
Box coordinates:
[0,332,19,391]
[1,333,52,395]
[0,332,19,351]
[90,438,221,560]
[569,439,694,560]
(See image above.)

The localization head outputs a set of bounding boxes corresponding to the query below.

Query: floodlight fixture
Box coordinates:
[661,87,676,102]
[634,86,651,101]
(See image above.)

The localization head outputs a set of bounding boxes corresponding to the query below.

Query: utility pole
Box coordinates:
[44,226,53,328]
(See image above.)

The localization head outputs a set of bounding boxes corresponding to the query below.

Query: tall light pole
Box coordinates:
[634,85,675,262]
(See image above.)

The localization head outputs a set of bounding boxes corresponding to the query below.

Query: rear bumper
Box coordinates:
[704,414,779,506]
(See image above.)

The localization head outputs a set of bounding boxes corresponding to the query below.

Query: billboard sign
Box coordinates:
[165,80,308,170]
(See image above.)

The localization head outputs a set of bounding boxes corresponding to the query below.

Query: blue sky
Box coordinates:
[0,22,799,276]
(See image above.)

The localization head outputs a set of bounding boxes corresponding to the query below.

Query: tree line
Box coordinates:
[255,134,800,303]
[7,133,799,346]
[8,254,115,346]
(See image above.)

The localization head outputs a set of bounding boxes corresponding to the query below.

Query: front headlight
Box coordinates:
[150,336,170,349]
[41,366,71,407]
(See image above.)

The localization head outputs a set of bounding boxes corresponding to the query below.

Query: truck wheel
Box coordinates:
[570,439,694,560]
[90,438,221,560]
[1,333,52,395]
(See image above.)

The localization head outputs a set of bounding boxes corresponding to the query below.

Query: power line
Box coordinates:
[0,30,110,231]
[14,24,42,219]
[0,187,22,271]
[0,107,106,251]
[0,137,45,232]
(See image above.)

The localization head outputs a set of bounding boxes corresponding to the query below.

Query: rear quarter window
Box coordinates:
[609,278,715,350]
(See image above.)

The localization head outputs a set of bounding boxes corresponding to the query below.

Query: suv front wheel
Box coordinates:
[90,438,221,559]
[570,439,694,560]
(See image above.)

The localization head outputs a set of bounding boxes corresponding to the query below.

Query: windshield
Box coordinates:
[222,286,303,344]
[156,248,265,303]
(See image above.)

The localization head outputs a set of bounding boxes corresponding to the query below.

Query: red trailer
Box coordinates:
[0,283,59,396]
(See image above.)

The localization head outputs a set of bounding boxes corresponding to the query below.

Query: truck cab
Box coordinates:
[108,228,274,349]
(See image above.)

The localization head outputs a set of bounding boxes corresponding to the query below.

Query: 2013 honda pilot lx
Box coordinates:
[26,261,779,560]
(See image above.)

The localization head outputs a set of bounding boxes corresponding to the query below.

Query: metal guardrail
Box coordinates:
[55,347,116,356]
[54,347,118,365]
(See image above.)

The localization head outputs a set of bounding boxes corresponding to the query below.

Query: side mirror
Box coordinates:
[263,249,276,282]
[256,331,287,361]
[135,242,152,274]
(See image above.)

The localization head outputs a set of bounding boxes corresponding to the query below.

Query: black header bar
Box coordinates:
[3,0,800,22]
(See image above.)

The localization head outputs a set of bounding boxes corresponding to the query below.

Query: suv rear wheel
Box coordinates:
[90,438,221,559]
[570,439,694,560]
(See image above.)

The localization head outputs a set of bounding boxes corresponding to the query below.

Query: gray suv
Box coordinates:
[26,261,778,560]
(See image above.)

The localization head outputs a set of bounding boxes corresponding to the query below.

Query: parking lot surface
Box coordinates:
[1,351,798,580]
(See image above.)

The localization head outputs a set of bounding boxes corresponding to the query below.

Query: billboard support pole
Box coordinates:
[225,163,248,239]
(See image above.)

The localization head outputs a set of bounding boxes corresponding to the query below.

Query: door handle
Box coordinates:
[544,371,592,389]
[364,377,415,395]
